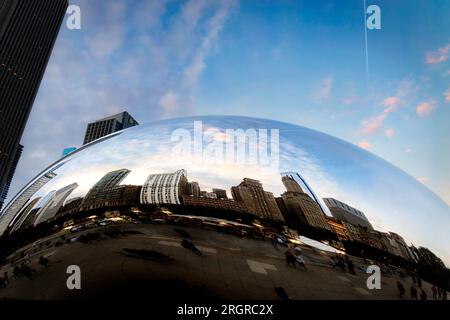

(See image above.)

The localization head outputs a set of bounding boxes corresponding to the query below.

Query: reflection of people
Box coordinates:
[294,247,307,271]
[432,285,438,300]
[271,234,279,250]
[410,286,418,300]
[420,289,427,300]
[39,256,49,268]
[330,257,337,269]
[181,239,202,256]
[337,256,346,272]
[346,258,355,275]
[397,281,405,298]
[285,248,296,267]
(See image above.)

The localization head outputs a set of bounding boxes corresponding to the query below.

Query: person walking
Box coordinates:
[347,259,356,275]
[397,281,405,298]
[432,285,438,300]
[285,248,296,267]
[420,289,427,300]
[410,285,418,300]
[294,247,307,271]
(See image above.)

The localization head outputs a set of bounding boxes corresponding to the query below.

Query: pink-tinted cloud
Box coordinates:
[416,101,437,117]
[361,79,415,135]
[361,113,387,134]
[383,96,401,108]
[358,140,373,150]
[385,128,395,139]
[425,44,450,65]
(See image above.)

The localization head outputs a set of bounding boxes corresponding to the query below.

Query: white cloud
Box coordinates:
[313,76,333,102]
[6,0,237,204]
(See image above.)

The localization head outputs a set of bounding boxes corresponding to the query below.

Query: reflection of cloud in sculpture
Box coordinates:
[2,116,449,265]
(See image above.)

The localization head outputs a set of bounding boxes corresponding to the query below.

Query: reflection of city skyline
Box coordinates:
[1,117,448,265]
[2,166,422,264]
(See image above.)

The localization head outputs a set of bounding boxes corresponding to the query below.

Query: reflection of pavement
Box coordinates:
[0,223,437,300]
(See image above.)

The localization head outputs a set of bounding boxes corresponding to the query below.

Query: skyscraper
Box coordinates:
[141,169,188,205]
[281,172,332,217]
[82,169,131,209]
[322,197,373,230]
[279,175,332,232]
[0,144,22,210]
[0,0,68,213]
[83,111,139,145]
[231,178,284,222]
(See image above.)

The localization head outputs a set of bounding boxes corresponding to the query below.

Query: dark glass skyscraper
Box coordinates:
[0,144,22,211]
[83,111,139,145]
[0,0,68,212]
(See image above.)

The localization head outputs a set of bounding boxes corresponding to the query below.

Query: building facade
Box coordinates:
[0,144,22,211]
[280,191,332,231]
[323,197,373,230]
[83,111,139,145]
[0,169,57,235]
[141,169,188,205]
[0,0,68,214]
[181,195,246,212]
[231,178,283,222]
[34,183,78,225]
[82,169,131,209]
[326,216,349,241]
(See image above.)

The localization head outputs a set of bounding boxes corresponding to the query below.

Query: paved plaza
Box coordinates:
[0,223,439,300]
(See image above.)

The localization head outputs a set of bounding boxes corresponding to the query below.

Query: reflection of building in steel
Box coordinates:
[212,189,228,199]
[187,182,200,197]
[82,169,131,208]
[181,195,246,212]
[277,175,332,231]
[83,111,139,145]
[15,208,40,232]
[389,232,416,261]
[0,170,57,235]
[323,198,373,230]
[281,172,332,217]
[325,216,349,241]
[56,197,83,217]
[231,178,283,222]
[78,185,141,212]
[10,197,41,233]
[141,169,188,205]
[34,183,79,225]
[200,191,217,199]
[278,190,332,231]
[341,221,362,242]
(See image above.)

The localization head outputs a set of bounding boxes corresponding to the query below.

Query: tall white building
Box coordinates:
[140,169,187,205]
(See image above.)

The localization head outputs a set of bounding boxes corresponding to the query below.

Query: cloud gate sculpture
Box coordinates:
[0,116,448,299]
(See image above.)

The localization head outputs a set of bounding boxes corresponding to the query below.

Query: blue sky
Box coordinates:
[8,0,450,211]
